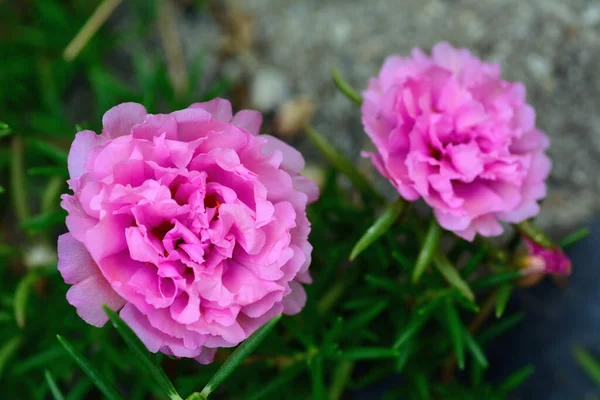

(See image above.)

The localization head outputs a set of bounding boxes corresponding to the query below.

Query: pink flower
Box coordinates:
[361,42,551,240]
[57,99,318,363]
[522,237,571,275]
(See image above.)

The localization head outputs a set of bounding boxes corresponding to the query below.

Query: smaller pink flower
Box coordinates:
[361,42,551,240]
[522,237,571,275]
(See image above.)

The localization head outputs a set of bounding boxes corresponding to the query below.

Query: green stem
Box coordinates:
[515,220,554,249]
[11,136,30,223]
[42,177,63,215]
[331,67,363,105]
[185,393,205,400]
[305,125,383,204]
[317,280,346,315]
[329,360,354,400]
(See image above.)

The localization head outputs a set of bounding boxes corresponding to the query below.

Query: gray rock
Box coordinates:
[175,0,600,234]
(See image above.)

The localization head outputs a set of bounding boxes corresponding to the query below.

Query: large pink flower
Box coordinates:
[362,42,551,240]
[57,98,318,363]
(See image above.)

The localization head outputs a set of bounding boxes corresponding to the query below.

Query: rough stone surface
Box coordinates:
[175,0,600,235]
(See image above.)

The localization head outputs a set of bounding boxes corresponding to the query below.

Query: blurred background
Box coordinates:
[1,0,600,399]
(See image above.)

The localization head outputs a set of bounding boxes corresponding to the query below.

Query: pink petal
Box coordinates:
[282,281,307,315]
[102,103,147,139]
[189,98,233,122]
[261,135,305,174]
[232,110,263,134]
[66,275,125,327]
[68,130,106,179]
[57,233,98,284]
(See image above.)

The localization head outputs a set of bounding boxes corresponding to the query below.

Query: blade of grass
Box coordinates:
[350,198,407,260]
[45,370,66,400]
[56,335,124,400]
[103,306,182,400]
[413,219,442,282]
[199,315,282,399]
[573,346,600,387]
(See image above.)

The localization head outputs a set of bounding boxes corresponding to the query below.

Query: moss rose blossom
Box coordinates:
[57,98,318,363]
[362,42,551,240]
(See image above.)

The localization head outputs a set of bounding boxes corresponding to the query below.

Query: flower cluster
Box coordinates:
[58,99,318,363]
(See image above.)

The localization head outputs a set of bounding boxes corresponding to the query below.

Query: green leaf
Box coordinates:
[45,370,66,400]
[28,166,69,177]
[305,125,382,204]
[433,253,474,301]
[478,312,525,344]
[103,306,182,400]
[13,347,65,375]
[498,364,534,393]
[0,337,22,379]
[412,219,442,282]
[337,347,399,361]
[331,67,362,105]
[471,271,521,290]
[444,300,465,370]
[309,354,326,400]
[461,247,488,278]
[0,122,11,138]
[344,300,388,332]
[560,227,590,249]
[515,220,553,248]
[14,272,37,328]
[350,198,407,260]
[574,346,600,387]
[464,330,488,369]
[393,297,445,350]
[21,210,67,232]
[329,360,353,400]
[26,138,68,164]
[414,373,430,400]
[246,363,305,400]
[200,315,282,398]
[495,284,512,318]
[56,335,124,400]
